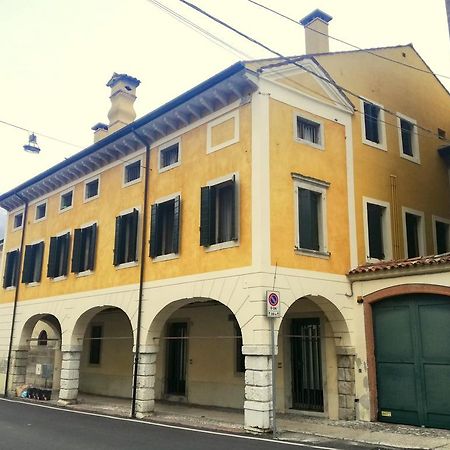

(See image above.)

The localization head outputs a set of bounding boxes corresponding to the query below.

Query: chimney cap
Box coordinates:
[91,122,109,131]
[300,9,332,27]
[106,73,141,89]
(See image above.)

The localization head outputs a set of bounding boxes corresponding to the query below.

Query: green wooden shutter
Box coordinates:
[230,176,237,241]
[298,189,320,251]
[364,102,380,143]
[113,215,122,266]
[149,203,159,258]
[71,228,83,273]
[367,203,384,259]
[3,251,16,288]
[173,196,181,254]
[47,236,58,278]
[22,245,33,283]
[200,186,211,246]
[61,232,70,276]
[34,242,44,283]
[87,224,97,271]
[128,209,139,262]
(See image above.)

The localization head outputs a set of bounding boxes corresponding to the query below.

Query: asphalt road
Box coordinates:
[0,398,393,450]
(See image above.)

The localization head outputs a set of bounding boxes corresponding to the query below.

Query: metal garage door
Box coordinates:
[373,294,450,429]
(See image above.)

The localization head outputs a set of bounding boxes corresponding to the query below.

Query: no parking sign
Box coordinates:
[266,290,280,317]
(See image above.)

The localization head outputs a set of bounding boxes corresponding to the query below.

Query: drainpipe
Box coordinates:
[130,130,151,418]
[4,193,28,397]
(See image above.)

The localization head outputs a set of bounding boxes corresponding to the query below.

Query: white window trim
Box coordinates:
[12,211,24,231]
[292,173,330,258]
[158,138,181,173]
[84,176,101,203]
[206,110,240,154]
[122,156,143,188]
[360,98,387,151]
[402,207,426,258]
[293,112,325,150]
[363,197,393,262]
[34,200,48,223]
[59,188,74,213]
[397,112,420,164]
[432,215,450,254]
[115,206,141,269]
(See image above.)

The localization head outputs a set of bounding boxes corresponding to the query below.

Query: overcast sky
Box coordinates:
[0,0,449,202]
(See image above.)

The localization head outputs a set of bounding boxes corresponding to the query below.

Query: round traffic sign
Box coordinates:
[268,292,279,307]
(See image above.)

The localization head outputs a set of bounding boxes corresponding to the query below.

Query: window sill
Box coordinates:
[295,247,330,259]
[400,153,420,165]
[295,137,324,151]
[51,275,67,282]
[152,253,179,263]
[59,205,73,214]
[205,240,239,252]
[76,270,93,278]
[122,178,142,188]
[362,138,387,151]
[159,161,180,174]
[25,281,40,287]
[34,217,47,224]
[115,261,139,270]
[83,195,99,204]
[5,286,16,291]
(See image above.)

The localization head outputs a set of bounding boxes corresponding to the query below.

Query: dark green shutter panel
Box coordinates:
[299,189,320,251]
[47,237,58,278]
[230,176,237,241]
[200,186,211,246]
[3,251,14,288]
[71,228,83,273]
[172,196,181,254]
[367,204,384,259]
[149,204,159,258]
[128,209,139,262]
[34,242,44,283]
[113,215,122,266]
[364,103,380,143]
[61,233,70,276]
[88,224,97,271]
[22,245,33,283]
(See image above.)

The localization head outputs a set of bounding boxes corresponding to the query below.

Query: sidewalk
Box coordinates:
[63,395,450,449]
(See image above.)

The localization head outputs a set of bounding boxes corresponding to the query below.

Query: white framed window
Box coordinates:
[294,114,324,150]
[206,110,240,154]
[47,230,71,279]
[22,240,45,284]
[402,207,426,258]
[397,113,420,164]
[12,211,24,231]
[123,157,143,187]
[361,99,386,151]
[59,189,74,212]
[84,177,100,202]
[3,248,19,288]
[34,200,47,222]
[293,173,329,258]
[432,215,450,254]
[113,208,139,267]
[159,139,181,173]
[72,222,97,274]
[363,197,392,262]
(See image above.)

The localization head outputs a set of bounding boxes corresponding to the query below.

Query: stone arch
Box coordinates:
[18,313,62,349]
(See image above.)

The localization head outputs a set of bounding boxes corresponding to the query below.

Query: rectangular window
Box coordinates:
[47,232,70,278]
[400,119,413,157]
[89,325,102,365]
[84,178,99,201]
[159,143,180,170]
[398,115,419,163]
[71,224,97,273]
[13,212,23,230]
[296,117,321,145]
[35,202,47,221]
[124,160,141,185]
[200,177,237,247]
[367,203,386,260]
[60,190,73,211]
[363,102,380,143]
[3,250,19,288]
[22,241,44,284]
[405,213,420,258]
[435,220,450,254]
[113,209,139,265]
[150,197,180,258]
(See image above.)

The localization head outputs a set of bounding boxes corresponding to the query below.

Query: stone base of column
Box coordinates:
[337,347,356,420]
[133,351,157,418]
[9,349,29,397]
[58,350,81,405]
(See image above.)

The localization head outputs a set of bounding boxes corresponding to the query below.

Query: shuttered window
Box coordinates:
[405,213,420,258]
[22,241,44,283]
[298,188,320,251]
[367,203,385,259]
[436,221,449,254]
[400,119,414,157]
[71,224,97,273]
[113,209,139,265]
[200,177,237,247]
[3,250,19,288]
[47,233,70,278]
[150,196,180,258]
[364,102,380,144]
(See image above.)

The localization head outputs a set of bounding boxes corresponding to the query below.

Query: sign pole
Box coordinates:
[270,316,277,439]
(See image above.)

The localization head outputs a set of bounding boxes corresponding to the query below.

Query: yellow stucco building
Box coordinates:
[1,10,449,431]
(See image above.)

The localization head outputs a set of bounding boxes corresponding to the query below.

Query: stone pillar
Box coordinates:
[337,347,356,420]
[9,349,29,396]
[134,347,158,419]
[243,347,273,432]
[58,348,81,405]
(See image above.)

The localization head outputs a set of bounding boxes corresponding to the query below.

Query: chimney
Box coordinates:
[300,9,333,55]
[92,73,141,142]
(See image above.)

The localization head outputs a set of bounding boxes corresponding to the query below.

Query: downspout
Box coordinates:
[131,130,151,418]
[4,193,28,397]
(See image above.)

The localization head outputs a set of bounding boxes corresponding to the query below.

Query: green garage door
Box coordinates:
[373,294,450,429]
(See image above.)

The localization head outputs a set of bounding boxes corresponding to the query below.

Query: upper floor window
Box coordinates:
[434,218,450,254]
[159,141,180,172]
[123,160,141,186]
[150,196,180,258]
[295,116,323,148]
[3,249,19,288]
[35,201,47,222]
[113,209,139,265]
[364,198,392,261]
[60,190,73,211]
[398,115,419,163]
[362,100,386,150]
[22,241,45,284]
[84,178,100,201]
[200,176,237,247]
[13,212,23,230]
[72,223,97,273]
[403,209,425,258]
[47,232,70,278]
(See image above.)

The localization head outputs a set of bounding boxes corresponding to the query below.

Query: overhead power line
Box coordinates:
[178,0,450,144]
[247,0,450,81]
